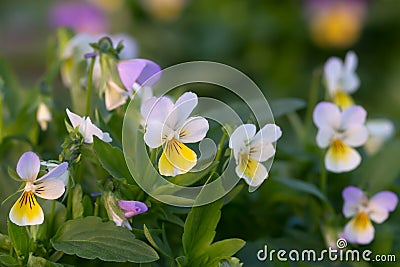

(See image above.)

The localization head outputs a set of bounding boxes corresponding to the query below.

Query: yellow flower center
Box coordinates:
[333,91,354,110]
[354,212,370,230]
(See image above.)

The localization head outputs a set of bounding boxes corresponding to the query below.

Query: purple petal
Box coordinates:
[118,59,161,89]
[369,191,398,212]
[118,200,148,218]
[17,152,41,181]
[36,162,69,182]
[342,186,366,217]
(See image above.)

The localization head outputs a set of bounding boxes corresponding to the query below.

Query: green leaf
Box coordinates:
[93,137,132,180]
[143,225,173,259]
[0,253,19,267]
[51,216,159,263]
[0,233,11,251]
[272,177,327,202]
[27,255,63,267]
[71,184,83,219]
[270,98,306,118]
[182,201,222,258]
[170,161,219,186]
[203,239,245,262]
[7,218,30,258]
[7,167,22,182]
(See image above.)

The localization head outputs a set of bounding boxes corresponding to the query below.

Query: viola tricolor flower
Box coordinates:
[105,59,161,111]
[313,102,368,173]
[342,186,398,244]
[364,119,395,155]
[9,152,68,226]
[66,109,112,143]
[36,103,52,131]
[324,51,360,109]
[229,123,282,192]
[141,92,209,176]
[118,200,148,218]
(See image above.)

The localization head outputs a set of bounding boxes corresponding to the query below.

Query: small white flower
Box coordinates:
[66,108,112,143]
[364,119,395,155]
[141,92,209,176]
[229,124,282,192]
[9,152,68,226]
[36,103,52,131]
[324,51,360,109]
[342,186,398,244]
[313,102,368,173]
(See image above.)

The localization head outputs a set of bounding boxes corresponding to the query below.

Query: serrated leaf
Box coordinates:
[51,216,159,263]
[93,137,132,180]
[182,201,222,258]
[273,177,327,202]
[7,218,30,258]
[27,255,63,267]
[0,253,19,267]
[270,98,306,118]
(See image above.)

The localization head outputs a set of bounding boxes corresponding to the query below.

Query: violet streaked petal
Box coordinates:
[17,152,41,181]
[342,186,366,217]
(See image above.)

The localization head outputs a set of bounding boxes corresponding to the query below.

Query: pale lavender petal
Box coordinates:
[17,152,41,181]
[118,200,148,218]
[118,59,161,90]
[342,186,366,217]
[368,191,398,223]
[36,162,69,182]
[340,105,367,129]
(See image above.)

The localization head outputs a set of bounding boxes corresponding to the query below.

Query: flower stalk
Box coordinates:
[85,56,96,117]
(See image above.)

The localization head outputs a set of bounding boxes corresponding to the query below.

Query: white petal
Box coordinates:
[366,119,395,139]
[37,103,52,131]
[342,125,369,147]
[166,92,198,129]
[325,142,361,173]
[229,124,256,160]
[316,128,335,148]
[367,191,398,223]
[101,133,112,143]
[252,124,282,144]
[343,214,375,245]
[237,161,268,191]
[141,96,174,124]
[105,81,128,111]
[17,152,40,181]
[324,57,342,94]
[340,73,360,94]
[178,117,209,143]
[340,105,367,129]
[34,179,65,200]
[82,117,112,143]
[313,102,341,130]
[249,142,275,162]
[342,186,367,218]
[344,51,358,73]
[144,121,172,148]
[66,108,85,129]
[37,162,68,182]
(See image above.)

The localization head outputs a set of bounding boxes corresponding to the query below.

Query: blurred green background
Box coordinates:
[1,0,400,266]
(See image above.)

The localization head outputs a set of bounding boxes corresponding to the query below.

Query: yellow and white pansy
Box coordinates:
[364,119,395,155]
[66,108,112,143]
[342,186,398,244]
[313,102,368,173]
[141,92,209,176]
[9,152,68,226]
[229,124,282,192]
[324,51,360,109]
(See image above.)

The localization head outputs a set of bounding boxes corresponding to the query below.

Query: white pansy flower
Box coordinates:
[66,108,112,143]
[364,119,395,155]
[9,152,68,226]
[141,92,209,176]
[36,103,52,131]
[324,51,360,109]
[313,102,368,173]
[342,186,398,244]
[229,124,282,192]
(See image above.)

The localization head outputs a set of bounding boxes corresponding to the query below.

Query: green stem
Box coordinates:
[211,128,228,174]
[287,112,305,143]
[304,68,322,136]
[85,56,96,117]
[320,151,327,195]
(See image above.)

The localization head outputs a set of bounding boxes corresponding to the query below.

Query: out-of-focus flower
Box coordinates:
[105,59,160,111]
[36,103,52,131]
[364,119,395,155]
[9,152,68,226]
[118,200,148,218]
[324,51,360,110]
[342,186,398,244]
[66,108,112,143]
[229,124,281,192]
[313,102,368,173]
[306,0,367,49]
[49,2,108,35]
[141,92,209,176]
[88,0,125,13]
[140,0,187,22]
[40,161,69,186]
